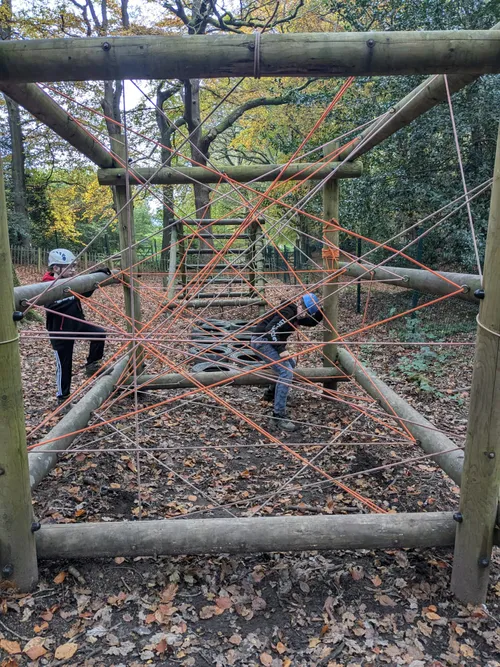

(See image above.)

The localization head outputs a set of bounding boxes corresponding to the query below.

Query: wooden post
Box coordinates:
[0,155,38,590]
[167,223,178,300]
[37,246,42,273]
[83,250,88,270]
[110,135,142,340]
[254,221,266,314]
[451,123,500,604]
[322,143,340,389]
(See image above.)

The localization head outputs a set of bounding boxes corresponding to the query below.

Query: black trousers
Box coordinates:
[50,323,106,398]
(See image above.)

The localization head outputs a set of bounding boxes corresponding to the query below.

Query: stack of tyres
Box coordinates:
[189,319,260,372]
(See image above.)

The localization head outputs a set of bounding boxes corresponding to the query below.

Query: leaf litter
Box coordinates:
[2,271,499,665]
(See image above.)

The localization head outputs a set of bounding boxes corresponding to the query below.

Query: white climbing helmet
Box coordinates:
[48,248,76,267]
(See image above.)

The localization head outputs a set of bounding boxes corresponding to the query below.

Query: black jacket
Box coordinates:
[253,302,323,353]
[42,269,109,333]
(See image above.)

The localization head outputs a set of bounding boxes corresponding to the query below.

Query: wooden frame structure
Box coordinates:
[0,28,499,605]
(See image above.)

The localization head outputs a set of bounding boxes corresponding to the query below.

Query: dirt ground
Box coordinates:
[1,268,499,667]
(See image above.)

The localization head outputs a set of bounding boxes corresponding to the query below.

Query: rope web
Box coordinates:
[19,73,484,521]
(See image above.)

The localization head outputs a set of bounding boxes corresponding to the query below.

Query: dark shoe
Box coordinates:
[270,412,297,432]
[85,360,104,378]
[56,396,74,415]
[262,385,276,402]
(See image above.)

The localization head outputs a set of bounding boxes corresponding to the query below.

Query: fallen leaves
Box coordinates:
[54,642,78,660]
[53,571,67,584]
[22,638,46,660]
[0,641,21,656]
[376,594,397,607]
[215,596,232,610]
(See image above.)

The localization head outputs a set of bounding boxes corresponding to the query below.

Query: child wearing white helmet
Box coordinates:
[251,293,323,432]
[43,248,110,407]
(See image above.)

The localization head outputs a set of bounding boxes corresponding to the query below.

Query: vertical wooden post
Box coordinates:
[248,221,256,289]
[167,223,178,300]
[322,143,340,389]
[83,250,88,271]
[37,246,42,273]
[451,123,500,604]
[0,155,38,591]
[254,221,266,314]
[110,135,142,337]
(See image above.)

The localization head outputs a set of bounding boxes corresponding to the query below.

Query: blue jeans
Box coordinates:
[251,340,296,415]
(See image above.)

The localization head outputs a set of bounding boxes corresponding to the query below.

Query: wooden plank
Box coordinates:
[36,512,461,559]
[2,32,500,83]
[0,155,38,590]
[451,123,500,604]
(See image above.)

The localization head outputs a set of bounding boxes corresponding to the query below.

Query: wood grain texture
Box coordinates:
[451,123,500,604]
[36,512,459,559]
[337,262,480,303]
[97,162,363,186]
[1,32,500,83]
[0,156,38,590]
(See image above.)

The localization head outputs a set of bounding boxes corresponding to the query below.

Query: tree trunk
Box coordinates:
[184,79,211,243]
[1,0,30,245]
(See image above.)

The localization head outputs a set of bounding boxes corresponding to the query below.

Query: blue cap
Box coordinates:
[302,293,320,316]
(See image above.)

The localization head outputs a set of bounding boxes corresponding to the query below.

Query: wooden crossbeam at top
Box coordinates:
[1,31,500,83]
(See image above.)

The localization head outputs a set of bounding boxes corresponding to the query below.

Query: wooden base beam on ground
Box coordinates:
[338,349,464,485]
[124,366,348,390]
[36,512,465,559]
[338,262,480,303]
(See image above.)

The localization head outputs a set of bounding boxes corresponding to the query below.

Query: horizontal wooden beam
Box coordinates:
[338,349,464,484]
[98,161,363,186]
[338,262,480,303]
[125,366,348,390]
[14,271,118,312]
[1,32,500,83]
[340,20,500,161]
[36,511,461,559]
[0,83,113,168]
[29,358,128,490]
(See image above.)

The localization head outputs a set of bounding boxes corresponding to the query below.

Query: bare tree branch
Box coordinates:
[200,79,316,153]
